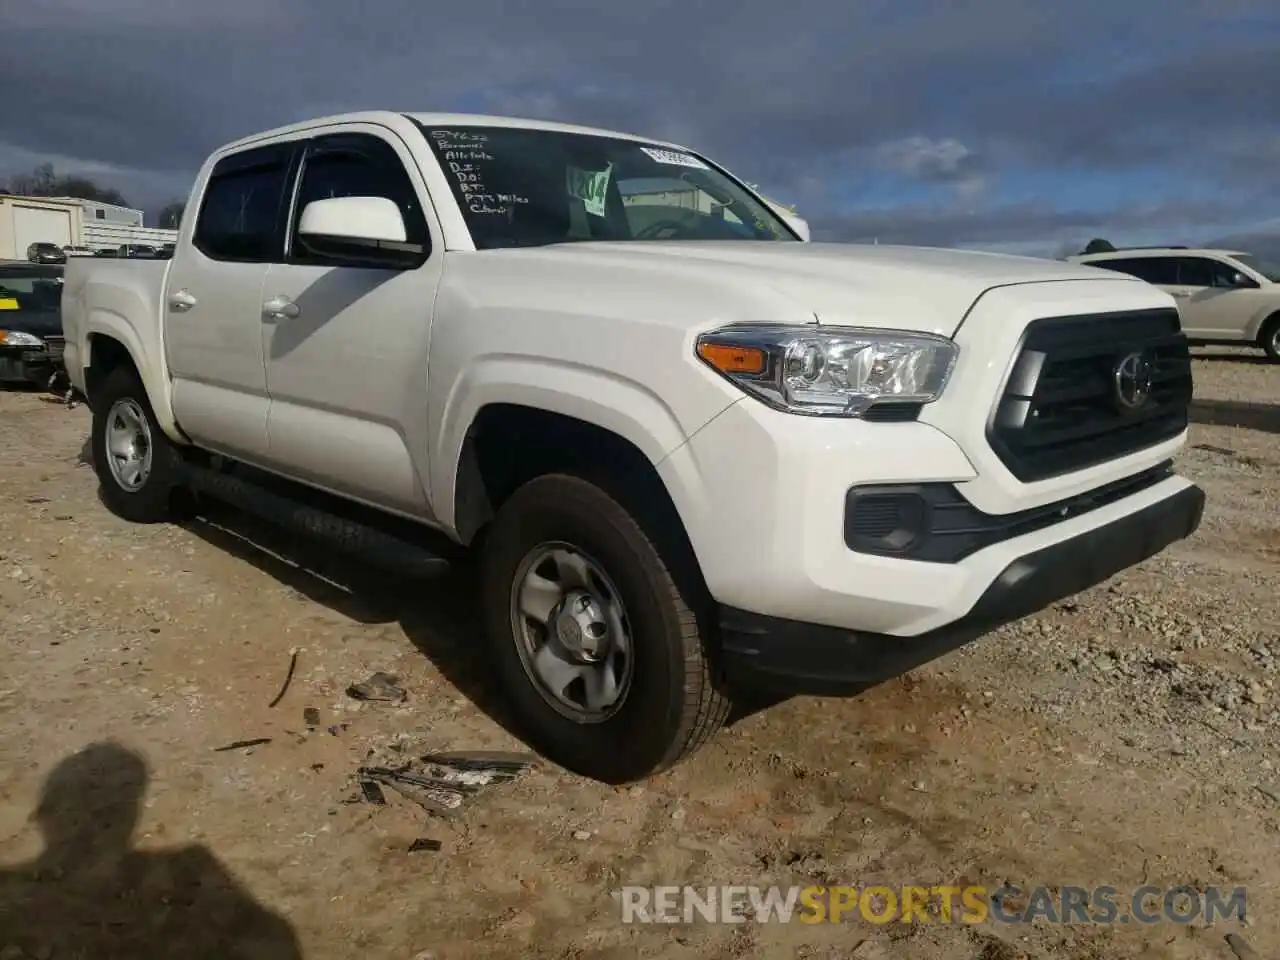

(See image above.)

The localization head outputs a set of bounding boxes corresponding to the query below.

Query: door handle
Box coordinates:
[1170,291,1191,298]
[168,289,197,312]
[262,295,300,321]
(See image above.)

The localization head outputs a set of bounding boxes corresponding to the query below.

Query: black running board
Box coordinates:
[178,462,451,578]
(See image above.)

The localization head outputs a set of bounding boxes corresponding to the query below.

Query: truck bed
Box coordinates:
[60,255,172,402]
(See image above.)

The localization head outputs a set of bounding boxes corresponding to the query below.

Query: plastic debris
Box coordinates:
[356,766,470,816]
[351,748,535,817]
[346,672,406,703]
[408,838,442,853]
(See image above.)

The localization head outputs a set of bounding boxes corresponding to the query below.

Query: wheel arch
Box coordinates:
[82,322,184,443]
[1246,306,1280,343]
[1254,309,1280,341]
[1256,310,1280,361]
[453,402,710,605]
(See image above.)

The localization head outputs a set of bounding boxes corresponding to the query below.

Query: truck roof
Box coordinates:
[217,110,691,157]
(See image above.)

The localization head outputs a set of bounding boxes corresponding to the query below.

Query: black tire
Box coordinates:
[91,366,184,523]
[480,474,731,783]
[1260,314,1280,363]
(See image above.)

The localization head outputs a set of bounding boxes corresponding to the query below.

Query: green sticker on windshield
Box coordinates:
[566,163,612,218]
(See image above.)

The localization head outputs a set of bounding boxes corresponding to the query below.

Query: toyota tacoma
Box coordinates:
[60,111,1204,783]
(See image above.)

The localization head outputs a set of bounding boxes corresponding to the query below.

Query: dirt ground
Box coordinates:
[0,348,1277,960]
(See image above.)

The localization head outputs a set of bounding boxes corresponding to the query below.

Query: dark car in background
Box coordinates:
[117,243,157,258]
[0,263,66,387]
[26,242,67,264]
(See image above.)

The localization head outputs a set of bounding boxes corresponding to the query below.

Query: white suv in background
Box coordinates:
[1070,247,1280,362]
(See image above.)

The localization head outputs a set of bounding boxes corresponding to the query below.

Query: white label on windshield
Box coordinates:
[641,147,709,170]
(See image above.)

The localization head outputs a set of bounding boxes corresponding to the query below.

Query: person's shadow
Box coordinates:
[0,743,302,960]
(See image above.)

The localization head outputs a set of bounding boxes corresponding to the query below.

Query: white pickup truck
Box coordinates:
[61,111,1205,783]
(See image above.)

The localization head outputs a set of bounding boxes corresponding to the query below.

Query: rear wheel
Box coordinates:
[91,367,184,523]
[1260,314,1280,363]
[480,474,730,783]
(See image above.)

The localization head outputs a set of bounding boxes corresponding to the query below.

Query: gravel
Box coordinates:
[0,345,1275,959]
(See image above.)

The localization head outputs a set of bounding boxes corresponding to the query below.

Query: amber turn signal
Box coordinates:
[697,341,766,375]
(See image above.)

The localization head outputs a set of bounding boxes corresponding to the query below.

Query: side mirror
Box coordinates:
[1232,272,1257,288]
[763,200,810,241]
[782,212,811,242]
[298,196,407,244]
[757,199,808,241]
[296,196,425,266]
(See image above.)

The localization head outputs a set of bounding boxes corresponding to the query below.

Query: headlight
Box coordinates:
[695,323,958,417]
[0,330,45,348]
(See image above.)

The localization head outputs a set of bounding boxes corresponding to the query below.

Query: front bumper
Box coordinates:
[0,345,56,384]
[720,481,1205,695]
[659,393,1192,637]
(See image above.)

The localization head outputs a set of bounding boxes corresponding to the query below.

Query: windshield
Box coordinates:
[1232,254,1280,283]
[0,265,63,310]
[417,124,797,250]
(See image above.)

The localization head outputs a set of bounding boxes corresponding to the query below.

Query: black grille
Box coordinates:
[988,309,1192,482]
[43,336,65,361]
[849,496,905,538]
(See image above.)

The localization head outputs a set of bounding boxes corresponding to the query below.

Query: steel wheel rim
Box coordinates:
[509,541,635,723]
[104,398,153,493]
[1271,327,1280,355]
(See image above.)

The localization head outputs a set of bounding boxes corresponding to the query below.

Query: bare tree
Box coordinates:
[5,162,57,197]
[2,162,131,208]
[156,201,185,230]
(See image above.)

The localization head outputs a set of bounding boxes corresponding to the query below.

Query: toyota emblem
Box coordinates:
[1113,351,1154,410]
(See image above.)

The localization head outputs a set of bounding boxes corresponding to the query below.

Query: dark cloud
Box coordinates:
[1,0,1276,244]
[968,40,1280,177]
[1207,223,1280,262]
[808,198,1257,250]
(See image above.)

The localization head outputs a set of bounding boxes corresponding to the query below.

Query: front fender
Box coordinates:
[1245,303,1280,341]
[431,354,730,535]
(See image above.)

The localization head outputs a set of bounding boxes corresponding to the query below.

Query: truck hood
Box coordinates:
[533,241,1125,336]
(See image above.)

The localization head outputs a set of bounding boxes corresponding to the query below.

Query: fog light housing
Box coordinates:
[844,487,930,554]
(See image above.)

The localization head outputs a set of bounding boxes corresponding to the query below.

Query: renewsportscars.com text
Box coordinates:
[616,884,1246,926]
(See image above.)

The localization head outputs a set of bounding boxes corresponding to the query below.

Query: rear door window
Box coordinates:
[1089,257,1178,285]
[192,144,297,262]
[1175,257,1215,288]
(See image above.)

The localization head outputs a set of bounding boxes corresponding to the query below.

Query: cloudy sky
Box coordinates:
[3,0,1278,254]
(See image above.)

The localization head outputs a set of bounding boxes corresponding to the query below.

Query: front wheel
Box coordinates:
[480,474,731,783]
[91,367,184,523]
[1260,315,1280,363]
